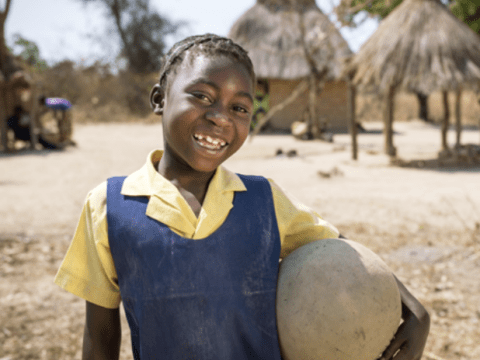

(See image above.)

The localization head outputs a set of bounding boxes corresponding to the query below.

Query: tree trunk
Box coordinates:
[29,84,39,149]
[348,81,357,160]
[0,83,8,151]
[0,0,12,76]
[308,75,318,138]
[442,91,450,151]
[384,85,396,157]
[110,0,135,70]
[297,11,331,140]
[0,24,6,73]
[455,88,462,147]
[1,0,16,152]
[416,92,429,122]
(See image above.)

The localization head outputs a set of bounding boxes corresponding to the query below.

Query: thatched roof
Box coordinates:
[345,0,480,94]
[228,0,352,80]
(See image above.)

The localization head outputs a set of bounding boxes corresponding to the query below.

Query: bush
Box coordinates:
[36,61,159,123]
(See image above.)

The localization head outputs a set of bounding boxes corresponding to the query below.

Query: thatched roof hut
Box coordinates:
[346,0,480,94]
[345,0,480,156]
[229,0,353,132]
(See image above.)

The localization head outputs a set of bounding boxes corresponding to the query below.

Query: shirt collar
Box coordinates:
[121,149,246,197]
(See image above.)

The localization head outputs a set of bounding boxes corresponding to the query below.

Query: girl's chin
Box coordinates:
[187,149,230,172]
[189,161,222,174]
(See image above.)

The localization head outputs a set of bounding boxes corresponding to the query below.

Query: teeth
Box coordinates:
[202,143,218,150]
[194,134,226,148]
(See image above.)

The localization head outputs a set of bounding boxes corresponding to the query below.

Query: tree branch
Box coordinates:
[1,0,13,75]
[110,0,135,68]
[1,0,12,25]
[1,0,12,17]
[249,80,309,139]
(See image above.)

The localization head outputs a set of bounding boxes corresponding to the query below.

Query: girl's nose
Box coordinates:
[205,110,230,127]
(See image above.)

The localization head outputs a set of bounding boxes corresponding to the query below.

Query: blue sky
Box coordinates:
[5,0,378,66]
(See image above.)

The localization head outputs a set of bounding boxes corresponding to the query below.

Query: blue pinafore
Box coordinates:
[107,175,282,360]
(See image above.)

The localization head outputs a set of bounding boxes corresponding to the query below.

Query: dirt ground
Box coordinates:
[1,120,479,360]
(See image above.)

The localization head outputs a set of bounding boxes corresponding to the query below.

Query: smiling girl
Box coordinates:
[55,34,429,360]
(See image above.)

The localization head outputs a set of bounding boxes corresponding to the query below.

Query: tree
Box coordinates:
[335,0,480,33]
[0,0,13,77]
[1,0,14,152]
[78,0,180,73]
[335,0,402,27]
[451,0,480,32]
[11,34,47,71]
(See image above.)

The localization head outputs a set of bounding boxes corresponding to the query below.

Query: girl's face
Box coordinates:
[159,53,254,176]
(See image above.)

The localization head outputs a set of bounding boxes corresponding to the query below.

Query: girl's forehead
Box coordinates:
[176,53,254,87]
[186,52,249,73]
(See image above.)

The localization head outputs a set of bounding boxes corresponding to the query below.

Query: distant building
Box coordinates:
[229,0,352,133]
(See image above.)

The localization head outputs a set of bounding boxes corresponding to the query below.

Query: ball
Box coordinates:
[276,239,402,360]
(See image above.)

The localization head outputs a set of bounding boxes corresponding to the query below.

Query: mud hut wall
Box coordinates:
[268,79,308,129]
[316,80,349,132]
[268,79,349,132]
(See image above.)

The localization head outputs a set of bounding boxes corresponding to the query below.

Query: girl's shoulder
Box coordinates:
[83,181,108,215]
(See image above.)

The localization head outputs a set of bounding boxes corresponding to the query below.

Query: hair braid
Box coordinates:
[158,34,255,91]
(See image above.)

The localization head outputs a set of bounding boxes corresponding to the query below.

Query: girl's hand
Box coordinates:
[380,277,430,360]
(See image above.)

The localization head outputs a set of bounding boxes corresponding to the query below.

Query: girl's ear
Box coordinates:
[150,84,165,115]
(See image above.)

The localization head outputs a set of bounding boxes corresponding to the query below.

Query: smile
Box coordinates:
[193,133,227,151]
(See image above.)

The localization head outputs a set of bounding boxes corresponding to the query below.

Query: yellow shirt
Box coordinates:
[54,150,339,309]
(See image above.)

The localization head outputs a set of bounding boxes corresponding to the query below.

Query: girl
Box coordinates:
[55,34,429,360]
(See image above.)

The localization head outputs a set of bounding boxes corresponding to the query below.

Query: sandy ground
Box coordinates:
[1,120,479,360]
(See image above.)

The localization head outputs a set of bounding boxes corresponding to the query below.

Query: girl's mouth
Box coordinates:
[193,133,227,151]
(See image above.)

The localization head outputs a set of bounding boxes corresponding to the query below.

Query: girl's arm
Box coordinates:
[82,301,121,360]
[380,276,430,360]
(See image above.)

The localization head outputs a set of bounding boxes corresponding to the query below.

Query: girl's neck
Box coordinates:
[157,157,215,208]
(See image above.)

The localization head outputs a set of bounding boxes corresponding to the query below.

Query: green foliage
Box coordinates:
[451,0,480,32]
[336,0,480,34]
[12,34,48,72]
[350,0,404,19]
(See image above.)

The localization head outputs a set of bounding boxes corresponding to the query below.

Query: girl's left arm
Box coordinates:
[380,276,430,360]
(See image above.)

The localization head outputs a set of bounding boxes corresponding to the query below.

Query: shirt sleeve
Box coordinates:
[54,181,121,309]
[268,179,340,259]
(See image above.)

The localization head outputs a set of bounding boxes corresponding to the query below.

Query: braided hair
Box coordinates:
[157,34,256,92]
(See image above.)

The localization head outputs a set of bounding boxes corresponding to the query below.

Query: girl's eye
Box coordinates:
[192,93,211,102]
[233,105,249,114]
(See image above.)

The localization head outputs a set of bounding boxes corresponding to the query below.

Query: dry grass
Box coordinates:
[67,88,480,128]
[71,103,160,125]
[32,61,158,124]
[1,224,479,360]
[344,223,480,360]
[28,56,480,128]
[66,85,480,127]
[1,109,478,360]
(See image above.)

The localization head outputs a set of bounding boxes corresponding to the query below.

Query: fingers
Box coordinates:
[380,340,423,360]
[379,339,404,360]
[385,347,421,360]
[379,322,408,360]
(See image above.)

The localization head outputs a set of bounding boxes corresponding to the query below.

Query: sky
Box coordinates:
[4,0,379,66]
